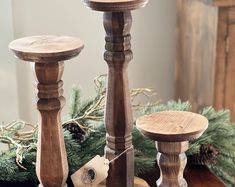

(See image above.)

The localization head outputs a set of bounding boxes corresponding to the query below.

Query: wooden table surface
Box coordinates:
[0,165,227,187]
[139,164,226,187]
[185,165,226,187]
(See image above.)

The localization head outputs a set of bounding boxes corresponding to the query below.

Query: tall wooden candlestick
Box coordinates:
[9,35,84,187]
[104,10,134,187]
[82,1,148,186]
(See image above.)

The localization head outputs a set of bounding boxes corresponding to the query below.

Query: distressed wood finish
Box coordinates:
[213,0,235,7]
[213,8,228,111]
[9,35,84,187]
[82,1,148,186]
[213,7,235,119]
[104,11,134,187]
[136,111,208,187]
[136,111,208,142]
[221,7,235,121]
[176,0,235,122]
[175,0,218,112]
[195,0,235,7]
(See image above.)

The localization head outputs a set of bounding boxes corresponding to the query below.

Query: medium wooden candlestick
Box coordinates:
[9,35,84,187]
[82,0,148,186]
[136,111,208,187]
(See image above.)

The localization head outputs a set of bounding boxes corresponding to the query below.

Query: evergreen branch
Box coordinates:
[0,77,234,187]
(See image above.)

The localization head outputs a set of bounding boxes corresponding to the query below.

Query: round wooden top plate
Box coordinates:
[82,0,149,11]
[9,35,84,62]
[136,111,208,142]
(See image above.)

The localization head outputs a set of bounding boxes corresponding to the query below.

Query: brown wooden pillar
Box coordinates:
[9,35,84,187]
[82,1,148,186]
[104,10,134,187]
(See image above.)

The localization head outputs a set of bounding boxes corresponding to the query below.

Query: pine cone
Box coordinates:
[188,144,220,165]
[65,122,86,143]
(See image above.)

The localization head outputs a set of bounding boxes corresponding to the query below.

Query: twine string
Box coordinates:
[108,146,133,164]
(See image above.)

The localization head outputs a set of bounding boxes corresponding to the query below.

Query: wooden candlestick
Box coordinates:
[9,35,84,187]
[136,111,208,187]
[82,1,148,186]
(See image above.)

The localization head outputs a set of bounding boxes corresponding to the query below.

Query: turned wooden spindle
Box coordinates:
[82,0,148,186]
[136,111,208,187]
[9,35,84,187]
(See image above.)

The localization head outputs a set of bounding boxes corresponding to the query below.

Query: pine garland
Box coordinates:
[0,76,234,186]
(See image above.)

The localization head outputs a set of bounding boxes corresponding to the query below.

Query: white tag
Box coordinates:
[71,155,109,187]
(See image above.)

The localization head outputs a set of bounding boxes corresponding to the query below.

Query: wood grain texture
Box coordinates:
[175,0,218,112]
[9,35,84,62]
[213,0,235,7]
[35,61,68,187]
[213,7,235,122]
[136,111,208,142]
[137,111,208,187]
[10,35,84,187]
[176,0,235,122]
[213,8,228,111]
[82,1,148,186]
[156,141,188,187]
[82,0,148,11]
[224,7,235,121]
[173,0,235,7]
[104,11,134,187]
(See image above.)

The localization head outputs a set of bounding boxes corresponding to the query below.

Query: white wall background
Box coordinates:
[1,0,176,124]
[0,0,18,123]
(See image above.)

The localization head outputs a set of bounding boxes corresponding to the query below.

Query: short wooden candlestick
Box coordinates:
[82,1,148,187]
[9,35,84,187]
[136,111,208,187]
